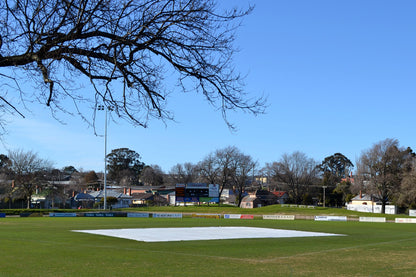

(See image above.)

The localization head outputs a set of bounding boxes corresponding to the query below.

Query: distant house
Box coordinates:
[130,193,154,206]
[131,193,169,207]
[72,192,95,209]
[346,191,396,214]
[350,192,378,206]
[240,194,262,209]
[240,190,280,209]
[88,190,132,209]
[271,191,289,204]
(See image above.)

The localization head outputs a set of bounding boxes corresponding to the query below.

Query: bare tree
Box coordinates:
[197,146,254,205]
[267,151,318,204]
[8,149,53,208]
[169,162,198,184]
[230,151,256,206]
[356,138,414,213]
[67,170,88,196]
[0,154,13,207]
[42,168,67,208]
[141,165,164,186]
[84,170,100,190]
[197,153,220,185]
[0,0,264,131]
[397,162,416,209]
[197,146,239,204]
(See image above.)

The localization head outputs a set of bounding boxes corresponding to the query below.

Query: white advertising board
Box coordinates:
[224,214,242,219]
[127,213,150,218]
[395,218,416,223]
[315,216,347,222]
[263,215,295,220]
[409,210,416,217]
[152,213,182,218]
[359,217,386,223]
[192,213,221,219]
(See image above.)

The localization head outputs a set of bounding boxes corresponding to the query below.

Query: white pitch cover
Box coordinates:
[73,227,343,242]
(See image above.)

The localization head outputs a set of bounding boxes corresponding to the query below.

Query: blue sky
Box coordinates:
[1,0,416,173]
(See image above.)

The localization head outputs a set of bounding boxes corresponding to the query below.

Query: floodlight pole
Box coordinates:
[104,107,108,210]
[99,105,113,210]
[322,186,327,208]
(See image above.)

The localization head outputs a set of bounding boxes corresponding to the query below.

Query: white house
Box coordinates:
[346,192,396,214]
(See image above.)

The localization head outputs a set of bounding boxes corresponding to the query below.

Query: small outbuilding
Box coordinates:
[240,190,279,208]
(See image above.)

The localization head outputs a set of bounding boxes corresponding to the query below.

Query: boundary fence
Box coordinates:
[0,211,414,223]
[41,212,416,223]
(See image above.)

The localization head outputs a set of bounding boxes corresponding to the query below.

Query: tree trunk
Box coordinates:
[381,199,387,214]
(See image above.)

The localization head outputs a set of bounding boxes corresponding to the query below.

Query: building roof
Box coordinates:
[73,193,95,201]
[240,195,257,203]
[89,191,132,199]
[351,193,378,201]
[131,193,154,200]
[271,191,288,198]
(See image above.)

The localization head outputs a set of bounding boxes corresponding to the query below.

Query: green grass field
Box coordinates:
[1,215,416,276]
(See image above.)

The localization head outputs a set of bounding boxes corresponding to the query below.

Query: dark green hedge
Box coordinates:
[0,209,97,215]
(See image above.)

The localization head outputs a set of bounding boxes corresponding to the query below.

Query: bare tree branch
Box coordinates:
[0,0,264,130]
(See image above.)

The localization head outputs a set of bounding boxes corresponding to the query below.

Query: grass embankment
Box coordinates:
[121,204,403,221]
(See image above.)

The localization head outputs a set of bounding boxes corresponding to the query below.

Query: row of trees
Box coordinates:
[0,148,146,208]
[165,139,416,211]
[1,138,415,211]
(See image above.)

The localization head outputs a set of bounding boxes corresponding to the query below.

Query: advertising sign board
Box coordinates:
[240,214,254,219]
[127,213,150,218]
[209,184,219,197]
[152,213,182,218]
[395,218,416,223]
[224,214,242,219]
[191,213,221,219]
[49,213,77,217]
[315,216,347,221]
[84,212,127,217]
[263,215,295,220]
[359,217,386,223]
[223,214,253,219]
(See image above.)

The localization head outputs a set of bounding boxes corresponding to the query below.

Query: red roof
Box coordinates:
[271,191,287,197]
